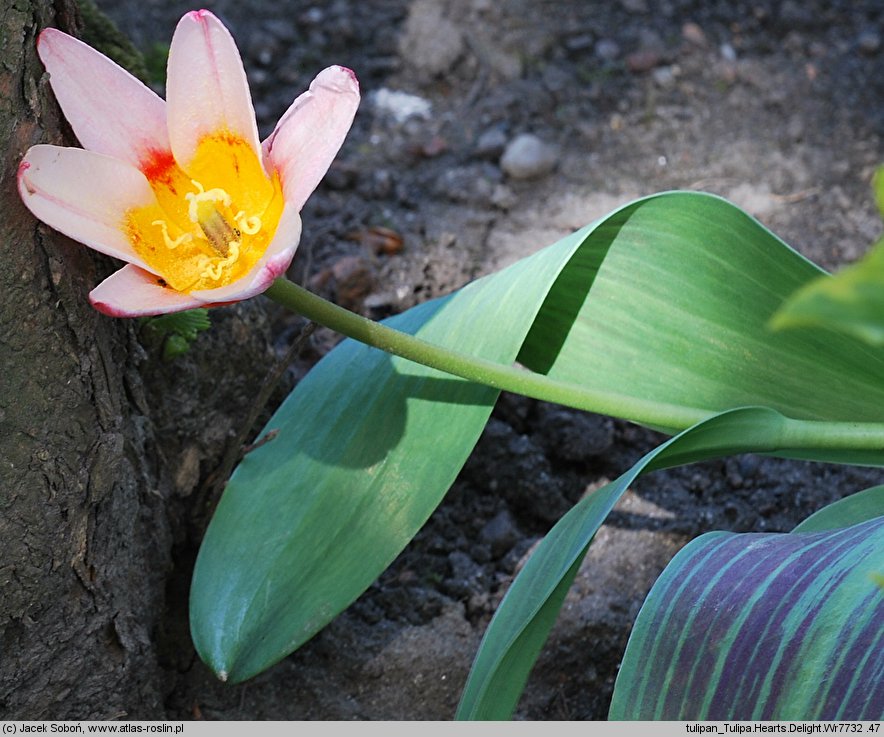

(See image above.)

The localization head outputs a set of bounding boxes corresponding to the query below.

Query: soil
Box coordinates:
[93,0,884,721]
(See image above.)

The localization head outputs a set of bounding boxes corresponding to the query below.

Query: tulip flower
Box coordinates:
[18,9,359,317]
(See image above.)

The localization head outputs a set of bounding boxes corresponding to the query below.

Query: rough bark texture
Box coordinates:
[0,0,171,718]
[0,0,278,718]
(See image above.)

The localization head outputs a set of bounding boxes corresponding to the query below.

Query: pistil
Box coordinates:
[185,180,241,257]
[198,207,240,257]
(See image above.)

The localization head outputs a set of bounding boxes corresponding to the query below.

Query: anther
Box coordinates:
[199,241,241,282]
[185,180,231,224]
[152,220,192,249]
[234,211,262,235]
[201,262,224,281]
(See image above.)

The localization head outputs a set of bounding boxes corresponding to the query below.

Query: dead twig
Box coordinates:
[197,320,316,517]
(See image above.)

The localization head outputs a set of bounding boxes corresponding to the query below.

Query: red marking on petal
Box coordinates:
[188,9,216,23]
[140,148,176,183]
[89,296,129,317]
[17,160,36,194]
[338,66,359,86]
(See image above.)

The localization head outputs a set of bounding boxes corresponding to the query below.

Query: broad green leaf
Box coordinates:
[190,224,589,682]
[609,514,884,720]
[520,194,884,434]
[191,193,884,684]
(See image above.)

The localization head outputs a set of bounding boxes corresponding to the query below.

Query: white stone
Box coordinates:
[500,134,559,180]
[398,0,464,79]
[371,88,432,124]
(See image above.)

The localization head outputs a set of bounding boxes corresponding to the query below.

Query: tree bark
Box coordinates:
[1,0,170,718]
[0,0,278,718]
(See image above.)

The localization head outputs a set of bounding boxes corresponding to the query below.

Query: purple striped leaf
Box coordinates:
[610,514,884,719]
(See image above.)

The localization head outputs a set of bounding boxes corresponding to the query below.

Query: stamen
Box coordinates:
[225,241,241,264]
[234,211,262,235]
[152,220,192,249]
[185,180,232,224]
[201,262,224,281]
[199,241,242,282]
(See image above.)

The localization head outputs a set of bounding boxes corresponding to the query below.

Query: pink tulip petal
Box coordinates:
[262,65,360,210]
[166,10,261,167]
[19,145,155,270]
[38,29,169,170]
[190,205,301,303]
[89,264,210,317]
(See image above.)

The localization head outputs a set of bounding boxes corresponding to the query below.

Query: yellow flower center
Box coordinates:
[126,131,284,293]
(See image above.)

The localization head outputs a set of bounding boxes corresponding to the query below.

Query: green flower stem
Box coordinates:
[265,277,884,453]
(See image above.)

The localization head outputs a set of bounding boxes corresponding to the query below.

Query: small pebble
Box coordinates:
[398,0,464,78]
[720,42,737,62]
[491,183,517,209]
[858,30,881,55]
[474,127,508,159]
[652,65,676,86]
[681,21,707,46]
[479,510,521,558]
[619,0,648,13]
[595,39,621,62]
[300,7,324,25]
[500,134,559,180]
[565,33,595,53]
[627,49,662,73]
[371,88,432,123]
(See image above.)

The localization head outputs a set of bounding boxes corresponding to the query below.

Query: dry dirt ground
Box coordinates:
[95,0,883,720]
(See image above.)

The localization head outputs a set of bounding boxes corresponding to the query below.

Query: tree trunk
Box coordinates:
[0,1,278,718]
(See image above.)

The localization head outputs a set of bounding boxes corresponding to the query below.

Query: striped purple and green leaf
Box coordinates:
[610,488,884,720]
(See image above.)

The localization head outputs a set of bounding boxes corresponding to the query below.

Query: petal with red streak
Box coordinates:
[89,264,209,317]
[38,29,170,171]
[19,145,156,270]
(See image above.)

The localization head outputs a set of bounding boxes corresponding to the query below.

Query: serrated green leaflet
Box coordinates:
[145,307,210,340]
[190,192,884,686]
[609,507,884,720]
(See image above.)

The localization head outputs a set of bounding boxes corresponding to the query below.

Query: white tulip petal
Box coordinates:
[166,10,261,167]
[90,264,209,317]
[19,145,155,270]
[38,29,169,169]
[263,65,360,210]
